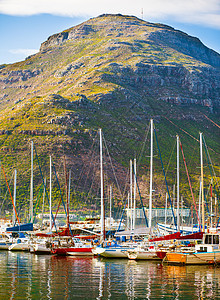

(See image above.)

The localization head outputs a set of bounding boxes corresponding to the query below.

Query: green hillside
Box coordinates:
[0,14,219,221]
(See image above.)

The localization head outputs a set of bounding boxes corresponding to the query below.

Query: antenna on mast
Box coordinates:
[141,8,144,20]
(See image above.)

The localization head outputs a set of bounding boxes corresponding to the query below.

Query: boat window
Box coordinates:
[205,235,212,244]
[213,235,219,245]
[198,246,207,252]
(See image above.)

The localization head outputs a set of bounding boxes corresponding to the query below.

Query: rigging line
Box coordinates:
[80,157,95,192]
[51,160,68,217]
[204,183,213,213]
[84,165,98,205]
[202,135,220,221]
[31,183,44,223]
[0,171,14,215]
[116,197,127,233]
[165,139,176,177]
[101,97,156,159]
[204,191,210,216]
[116,162,136,230]
[81,145,99,193]
[202,113,220,129]
[164,116,199,143]
[75,164,100,212]
[137,122,150,172]
[115,167,130,221]
[202,136,219,190]
[52,187,65,229]
[164,116,218,154]
[187,139,199,174]
[154,129,177,228]
[1,162,20,225]
[103,134,123,199]
[152,127,175,205]
[76,130,99,189]
[179,140,201,230]
[133,164,148,227]
[33,145,57,232]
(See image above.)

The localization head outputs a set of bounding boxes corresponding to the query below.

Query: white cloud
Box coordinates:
[9,48,38,56]
[0,0,220,28]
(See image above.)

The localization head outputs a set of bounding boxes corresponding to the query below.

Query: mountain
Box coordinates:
[0,14,219,217]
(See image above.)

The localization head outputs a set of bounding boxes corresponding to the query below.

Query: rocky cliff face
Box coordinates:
[38,14,220,114]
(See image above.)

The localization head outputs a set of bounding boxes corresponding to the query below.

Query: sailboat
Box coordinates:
[1,157,33,251]
[51,236,93,256]
[92,129,138,258]
[157,134,201,235]
[8,232,31,251]
[126,119,171,260]
[163,133,220,265]
[6,142,34,234]
[51,156,94,256]
[126,243,162,260]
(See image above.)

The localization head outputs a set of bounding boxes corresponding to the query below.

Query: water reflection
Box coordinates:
[0,251,219,299]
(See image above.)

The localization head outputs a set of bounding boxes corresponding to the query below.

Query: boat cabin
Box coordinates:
[195,233,220,252]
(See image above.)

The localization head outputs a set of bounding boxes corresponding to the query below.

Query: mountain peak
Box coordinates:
[39,14,219,69]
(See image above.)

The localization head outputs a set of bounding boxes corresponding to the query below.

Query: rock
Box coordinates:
[0,69,41,84]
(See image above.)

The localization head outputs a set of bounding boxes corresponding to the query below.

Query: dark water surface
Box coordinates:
[0,251,220,299]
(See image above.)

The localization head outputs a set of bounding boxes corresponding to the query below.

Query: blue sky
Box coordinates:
[0,0,220,65]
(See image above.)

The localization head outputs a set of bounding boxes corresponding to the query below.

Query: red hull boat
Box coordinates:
[52,247,93,256]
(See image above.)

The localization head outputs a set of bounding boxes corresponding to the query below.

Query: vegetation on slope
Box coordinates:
[0,14,219,221]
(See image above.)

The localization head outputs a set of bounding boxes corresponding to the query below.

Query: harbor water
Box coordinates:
[0,251,219,299]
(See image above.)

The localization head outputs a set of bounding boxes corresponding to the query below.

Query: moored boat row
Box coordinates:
[1,226,220,266]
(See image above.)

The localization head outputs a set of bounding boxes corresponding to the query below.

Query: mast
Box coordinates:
[99,129,105,242]
[130,159,133,231]
[109,185,112,228]
[210,180,213,228]
[177,135,180,232]
[165,192,168,228]
[173,184,175,215]
[41,177,46,228]
[13,169,17,226]
[64,156,70,229]
[149,119,153,229]
[181,196,183,228]
[198,177,202,224]
[133,158,137,231]
[200,132,205,232]
[1,161,20,225]
[49,155,52,231]
[68,169,71,227]
[127,192,130,230]
[30,141,33,223]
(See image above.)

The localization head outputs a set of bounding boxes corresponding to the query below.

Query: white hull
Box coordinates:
[127,249,160,260]
[0,242,12,250]
[9,243,30,251]
[33,244,51,254]
[94,246,131,258]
